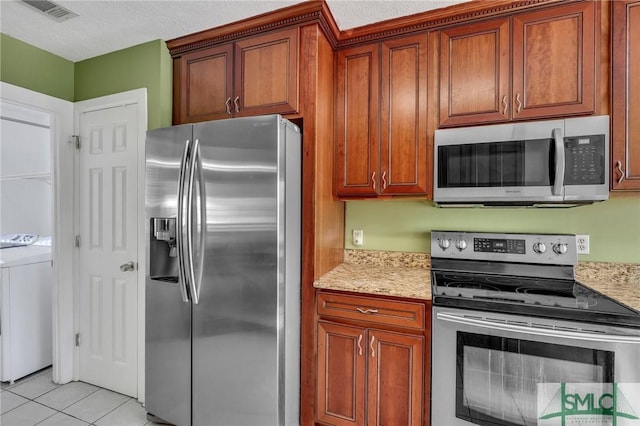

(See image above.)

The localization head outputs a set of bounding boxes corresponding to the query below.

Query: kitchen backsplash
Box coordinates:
[345,197,640,264]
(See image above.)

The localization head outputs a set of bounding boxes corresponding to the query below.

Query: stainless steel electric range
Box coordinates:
[430,231,640,426]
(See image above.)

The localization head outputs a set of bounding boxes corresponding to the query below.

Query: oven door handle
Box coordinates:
[436,312,640,344]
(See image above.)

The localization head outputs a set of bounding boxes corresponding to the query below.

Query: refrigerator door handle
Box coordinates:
[176,139,191,303]
[186,138,203,304]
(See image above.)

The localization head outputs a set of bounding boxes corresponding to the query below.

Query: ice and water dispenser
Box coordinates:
[149,217,178,283]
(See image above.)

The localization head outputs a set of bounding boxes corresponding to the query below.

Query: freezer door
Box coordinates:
[145,124,192,426]
[191,115,300,426]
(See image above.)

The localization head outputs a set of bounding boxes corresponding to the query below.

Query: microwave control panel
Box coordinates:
[564,134,605,185]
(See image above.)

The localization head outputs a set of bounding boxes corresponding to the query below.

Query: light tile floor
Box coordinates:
[1,367,163,426]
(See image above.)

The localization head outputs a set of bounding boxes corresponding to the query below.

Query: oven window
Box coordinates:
[456,332,614,426]
[438,139,553,188]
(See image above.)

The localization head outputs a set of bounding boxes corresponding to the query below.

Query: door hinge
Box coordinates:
[75,235,81,248]
[75,333,80,347]
[71,135,80,150]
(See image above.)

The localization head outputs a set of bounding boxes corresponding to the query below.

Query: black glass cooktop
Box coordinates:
[431,270,640,327]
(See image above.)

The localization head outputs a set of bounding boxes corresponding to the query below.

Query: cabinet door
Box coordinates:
[234,27,298,117]
[317,321,366,426]
[178,44,234,123]
[380,35,428,195]
[439,18,510,127]
[612,0,640,190]
[335,44,380,197]
[367,330,424,426]
[512,2,595,120]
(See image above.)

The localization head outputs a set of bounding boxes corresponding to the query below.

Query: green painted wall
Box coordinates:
[345,197,640,263]
[0,34,74,101]
[0,35,172,130]
[75,40,172,130]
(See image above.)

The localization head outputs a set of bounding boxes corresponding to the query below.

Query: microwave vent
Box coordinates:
[20,0,79,22]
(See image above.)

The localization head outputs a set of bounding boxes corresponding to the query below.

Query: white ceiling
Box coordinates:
[0,0,466,62]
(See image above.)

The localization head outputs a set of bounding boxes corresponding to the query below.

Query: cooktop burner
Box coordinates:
[430,231,640,327]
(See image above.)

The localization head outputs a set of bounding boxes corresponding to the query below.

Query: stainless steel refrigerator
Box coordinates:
[144,115,301,426]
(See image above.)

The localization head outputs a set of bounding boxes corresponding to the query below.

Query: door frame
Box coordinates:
[1,82,74,385]
[73,88,147,401]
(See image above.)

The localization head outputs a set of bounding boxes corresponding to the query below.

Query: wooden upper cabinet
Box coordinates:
[380,36,428,195]
[336,44,380,197]
[179,45,234,123]
[175,27,298,124]
[439,1,596,127]
[336,35,427,197]
[612,0,640,190]
[439,18,511,126]
[234,28,299,117]
[512,1,595,120]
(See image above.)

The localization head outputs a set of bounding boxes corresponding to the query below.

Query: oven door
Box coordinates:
[431,307,640,426]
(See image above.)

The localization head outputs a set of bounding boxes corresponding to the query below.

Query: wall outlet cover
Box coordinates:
[576,234,590,255]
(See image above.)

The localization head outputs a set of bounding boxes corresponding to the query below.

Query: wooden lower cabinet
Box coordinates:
[316,292,429,426]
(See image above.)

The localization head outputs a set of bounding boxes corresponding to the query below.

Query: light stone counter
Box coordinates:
[314,250,431,300]
[314,250,640,312]
[576,262,640,312]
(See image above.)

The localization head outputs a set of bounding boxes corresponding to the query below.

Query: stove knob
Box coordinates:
[533,242,547,254]
[438,239,451,250]
[456,239,468,251]
[553,243,568,255]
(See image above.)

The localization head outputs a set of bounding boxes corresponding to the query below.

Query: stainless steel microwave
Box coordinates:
[433,116,609,207]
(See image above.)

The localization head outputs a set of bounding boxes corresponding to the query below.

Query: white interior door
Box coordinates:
[78,103,139,397]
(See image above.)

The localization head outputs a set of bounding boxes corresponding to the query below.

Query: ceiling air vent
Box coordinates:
[20,0,79,22]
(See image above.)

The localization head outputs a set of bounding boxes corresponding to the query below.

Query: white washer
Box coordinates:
[0,244,53,383]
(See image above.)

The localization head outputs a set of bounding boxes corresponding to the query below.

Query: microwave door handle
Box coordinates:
[552,127,565,196]
[436,312,640,344]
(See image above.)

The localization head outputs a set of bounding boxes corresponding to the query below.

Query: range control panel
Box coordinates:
[431,231,578,266]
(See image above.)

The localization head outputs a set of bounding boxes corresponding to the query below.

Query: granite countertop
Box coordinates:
[314,250,640,312]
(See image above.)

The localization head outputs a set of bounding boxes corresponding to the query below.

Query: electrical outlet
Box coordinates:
[352,229,364,246]
[576,234,590,255]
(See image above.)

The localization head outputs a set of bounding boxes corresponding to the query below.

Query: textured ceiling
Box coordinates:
[0,0,465,62]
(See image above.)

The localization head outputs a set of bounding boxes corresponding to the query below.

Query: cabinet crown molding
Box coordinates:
[167,0,573,56]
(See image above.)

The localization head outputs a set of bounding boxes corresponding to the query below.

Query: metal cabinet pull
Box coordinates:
[616,160,625,184]
[370,335,375,357]
[120,261,135,272]
[356,307,379,314]
[381,171,387,189]
[225,97,232,115]
[357,334,363,356]
[502,95,508,115]
[233,96,240,113]
[515,93,522,114]
[371,172,376,190]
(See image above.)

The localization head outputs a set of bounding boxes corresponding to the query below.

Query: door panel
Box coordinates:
[336,44,380,196]
[612,0,640,190]
[367,330,424,426]
[180,45,234,123]
[317,321,366,426]
[144,125,192,426]
[512,2,595,119]
[439,18,510,126]
[79,104,138,397]
[191,116,280,425]
[380,35,428,195]
[235,28,298,116]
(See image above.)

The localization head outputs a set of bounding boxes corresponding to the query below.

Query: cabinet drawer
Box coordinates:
[317,292,424,330]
